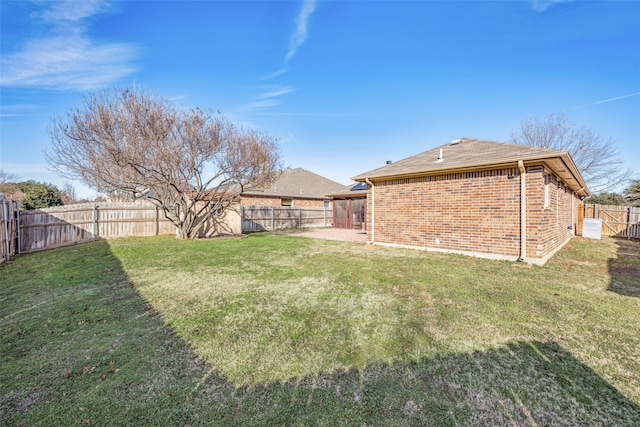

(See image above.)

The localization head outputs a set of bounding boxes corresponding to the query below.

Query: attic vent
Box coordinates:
[449,138,462,145]
[386,160,392,164]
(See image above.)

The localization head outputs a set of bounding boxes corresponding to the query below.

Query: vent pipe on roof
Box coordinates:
[436,148,444,162]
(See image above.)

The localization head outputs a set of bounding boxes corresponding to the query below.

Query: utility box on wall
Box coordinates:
[582,218,602,240]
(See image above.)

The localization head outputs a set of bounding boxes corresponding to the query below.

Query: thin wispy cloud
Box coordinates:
[0,104,40,118]
[566,92,640,111]
[241,85,296,111]
[531,0,575,12]
[40,0,108,27]
[285,0,317,64]
[259,68,290,81]
[0,0,138,91]
[256,0,316,110]
[258,86,296,99]
[241,100,283,111]
[261,0,316,82]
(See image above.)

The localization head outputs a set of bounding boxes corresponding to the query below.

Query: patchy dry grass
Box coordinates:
[1,234,639,425]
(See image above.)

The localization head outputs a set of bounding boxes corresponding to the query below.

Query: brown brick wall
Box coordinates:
[366,165,580,262]
[241,195,326,208]
[525,167,577,259]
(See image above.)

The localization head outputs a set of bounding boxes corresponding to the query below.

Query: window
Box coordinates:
[281,198,292,207]
[544,174,549,208]
[324,199,330,209]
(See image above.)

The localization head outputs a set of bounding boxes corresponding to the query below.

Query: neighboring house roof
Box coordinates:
[326,182,369,199]
[242,168,346,199]
[352,138,590,197]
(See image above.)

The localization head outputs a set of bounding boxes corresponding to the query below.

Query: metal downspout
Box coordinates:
[365,178,374,243]
[518,161,527,261]
[571,191,575,236]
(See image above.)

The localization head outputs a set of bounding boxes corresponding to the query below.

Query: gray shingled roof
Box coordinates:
[243,168,346,199]
[351,138,589,196]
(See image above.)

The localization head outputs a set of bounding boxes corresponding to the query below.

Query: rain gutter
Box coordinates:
[365,178,374,243]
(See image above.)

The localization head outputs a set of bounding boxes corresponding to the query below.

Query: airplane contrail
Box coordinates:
[566,92,640,111]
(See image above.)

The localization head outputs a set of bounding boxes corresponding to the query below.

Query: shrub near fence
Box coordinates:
[242,206,332,232]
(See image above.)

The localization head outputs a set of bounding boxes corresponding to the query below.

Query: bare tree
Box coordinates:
[101,189,136,202]
[46,86,281,239]
[510,113,631,193]
[59,181,78,205]
[0,169,19,198]
[0,169,18,184]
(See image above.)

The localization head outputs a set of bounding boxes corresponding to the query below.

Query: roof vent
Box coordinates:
[386,160,392,164]
[449,138,462,145]
[436,148,444,162]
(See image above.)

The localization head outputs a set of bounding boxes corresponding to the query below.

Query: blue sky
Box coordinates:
[1,0,639,198]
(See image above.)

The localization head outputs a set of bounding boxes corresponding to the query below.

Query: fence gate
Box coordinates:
[578,204,640,239]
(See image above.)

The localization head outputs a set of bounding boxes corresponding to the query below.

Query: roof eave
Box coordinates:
[352,153,557,180]
[242,191,329,200]
[325,190,369,198]
[544,153,590,197]
[352,152,590,197]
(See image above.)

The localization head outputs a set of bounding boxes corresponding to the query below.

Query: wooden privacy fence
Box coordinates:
[9,201,176,257]
[577,204,640,239]
[242,206,332,232]
[1,196,20,264]
[1,200,333,262]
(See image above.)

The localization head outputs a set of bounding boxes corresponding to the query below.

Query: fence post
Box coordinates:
[628,206,632,240]
[298,208,302,229]
[16,203,21,254]
[271,206,275,231]
[154,205,159,235]
[92,204,99,241]
[2,198,9,262]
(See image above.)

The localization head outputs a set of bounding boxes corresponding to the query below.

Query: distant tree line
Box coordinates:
[583,180,640,207]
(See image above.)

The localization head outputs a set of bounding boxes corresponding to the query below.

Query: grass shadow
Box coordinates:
[607,238,640,297]
[0,241,221,426]
[201,340,640,426]
[2,239,640,425]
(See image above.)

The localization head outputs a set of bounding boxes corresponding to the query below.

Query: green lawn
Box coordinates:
[1,234,639,426]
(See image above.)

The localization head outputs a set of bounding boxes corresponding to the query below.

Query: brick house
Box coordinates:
[351,138,590,265]
[241,168,346,208]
